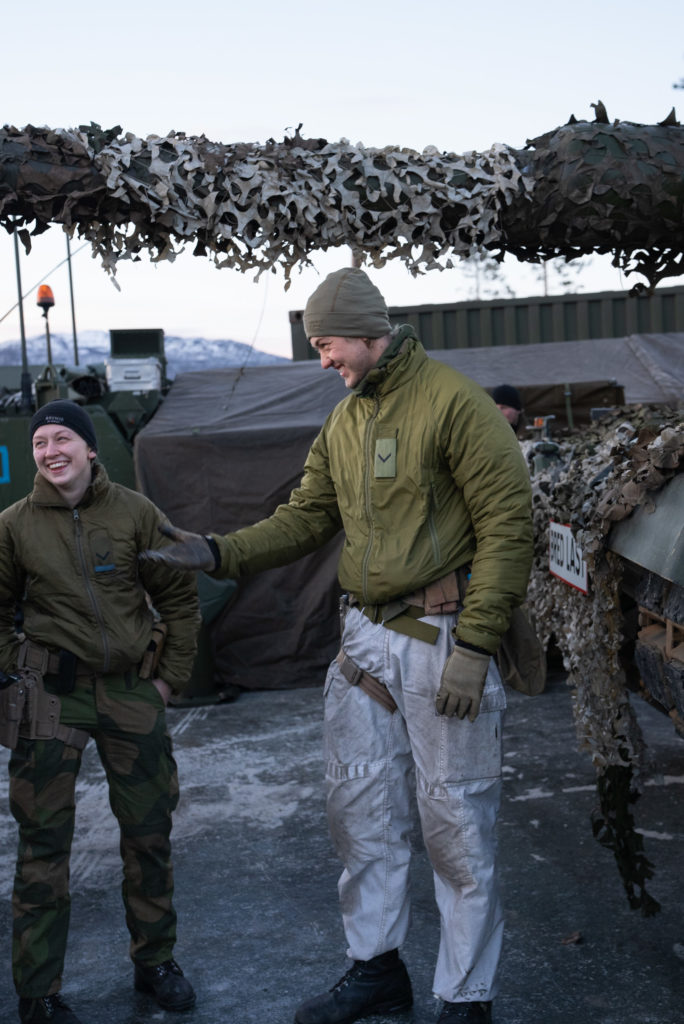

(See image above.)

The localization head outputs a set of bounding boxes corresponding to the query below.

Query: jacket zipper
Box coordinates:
[361,397,381,602]
[73,508,110,671]
[428,482,442,564]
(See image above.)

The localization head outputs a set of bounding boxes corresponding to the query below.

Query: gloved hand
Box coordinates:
[140,523,219,572]
[435,644,490,721]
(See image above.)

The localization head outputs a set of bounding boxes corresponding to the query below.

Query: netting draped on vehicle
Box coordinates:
[524,413,684,916]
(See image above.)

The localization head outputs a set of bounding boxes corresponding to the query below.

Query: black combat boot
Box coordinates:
[134,958,196,1011]
[437,1000,493,1023]
[294,949,413,1024]
[18,994,82,1024]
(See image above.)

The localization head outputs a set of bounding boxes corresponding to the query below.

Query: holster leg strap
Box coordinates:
[17,669,90,751]
[55,725,90,750]
[335,650,398,714]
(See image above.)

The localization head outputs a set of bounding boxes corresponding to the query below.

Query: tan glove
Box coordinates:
[140,523,219,572]
[435,645,490,721]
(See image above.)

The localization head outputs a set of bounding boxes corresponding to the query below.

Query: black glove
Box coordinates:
[435,645,490,721]
[140,523,219,572]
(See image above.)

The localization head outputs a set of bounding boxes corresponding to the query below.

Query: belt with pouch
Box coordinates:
[0,640,91,751]
[18,638,88,694]
[348,564,471,644]
[337,565,472,712]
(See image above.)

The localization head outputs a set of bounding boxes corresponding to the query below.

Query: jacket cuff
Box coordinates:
[205,535,221,571]
[454,638,490,657]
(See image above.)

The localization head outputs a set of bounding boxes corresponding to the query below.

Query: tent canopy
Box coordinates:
[433,332,684,410]
[135,363,347,693]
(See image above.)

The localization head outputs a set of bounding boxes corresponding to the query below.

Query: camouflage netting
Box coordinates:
[503,108,684,290]
[524,409,684,914]
[0,103,682,288]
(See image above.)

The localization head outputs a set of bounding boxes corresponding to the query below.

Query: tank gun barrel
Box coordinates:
[1,107,682,291]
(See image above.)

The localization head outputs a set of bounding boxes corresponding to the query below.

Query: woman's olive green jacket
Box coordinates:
[0,464,200,690]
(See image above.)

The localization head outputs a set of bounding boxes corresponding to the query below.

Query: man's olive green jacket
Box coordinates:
[212,329,533,654]
[0,464,200,690]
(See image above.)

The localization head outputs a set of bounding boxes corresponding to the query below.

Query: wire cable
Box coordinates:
[0,241,89,326]
[221,272,271,410]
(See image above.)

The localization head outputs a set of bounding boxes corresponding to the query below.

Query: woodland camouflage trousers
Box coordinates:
[8,669,180,998]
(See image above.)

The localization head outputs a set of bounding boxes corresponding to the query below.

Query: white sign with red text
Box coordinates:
[548,520,588,594]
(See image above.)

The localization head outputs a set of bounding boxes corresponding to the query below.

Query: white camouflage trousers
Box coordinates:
[323,605,505,1003]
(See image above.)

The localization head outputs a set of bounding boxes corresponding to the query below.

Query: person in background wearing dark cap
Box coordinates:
[142,268,533,1024]
[0,400,200,1024]
[491,384,523,434]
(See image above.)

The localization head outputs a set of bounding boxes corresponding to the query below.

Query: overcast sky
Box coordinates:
[1,0,683,358]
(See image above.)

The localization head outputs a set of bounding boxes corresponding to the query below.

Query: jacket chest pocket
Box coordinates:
[89,528,116,574]
[373,427,398,479]
[88,528,130,583]
[374,438,397,478]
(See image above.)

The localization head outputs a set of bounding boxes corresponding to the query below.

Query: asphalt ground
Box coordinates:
[0,671,682,1024]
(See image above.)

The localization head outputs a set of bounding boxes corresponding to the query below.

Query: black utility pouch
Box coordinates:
[45,649,78,695]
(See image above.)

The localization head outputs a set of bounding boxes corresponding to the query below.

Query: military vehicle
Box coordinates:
[516,400,684,736]
[608,468,684,735]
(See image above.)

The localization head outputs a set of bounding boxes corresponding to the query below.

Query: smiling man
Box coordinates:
[310,333,390,389]
[143,267,534,1024]
[0,400,200,1024]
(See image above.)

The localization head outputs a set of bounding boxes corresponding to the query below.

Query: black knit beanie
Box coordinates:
[29,400,98,452]
[492,384,522,411]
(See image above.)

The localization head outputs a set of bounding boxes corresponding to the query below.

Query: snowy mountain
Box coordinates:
[0,330,289,378]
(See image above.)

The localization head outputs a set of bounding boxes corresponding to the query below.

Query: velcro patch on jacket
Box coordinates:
[374,438,397,478]
[90,530,116,573]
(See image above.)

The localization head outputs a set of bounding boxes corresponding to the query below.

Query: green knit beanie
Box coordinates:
[303,268,391,339]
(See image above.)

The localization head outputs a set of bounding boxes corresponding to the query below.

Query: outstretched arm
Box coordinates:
[141,523,220,572]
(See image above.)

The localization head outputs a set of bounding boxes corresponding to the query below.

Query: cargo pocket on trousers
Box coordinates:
[438,707,504,784]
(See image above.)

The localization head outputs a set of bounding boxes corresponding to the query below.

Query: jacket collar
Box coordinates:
[352,325,425,398]
[31,461,108,509]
